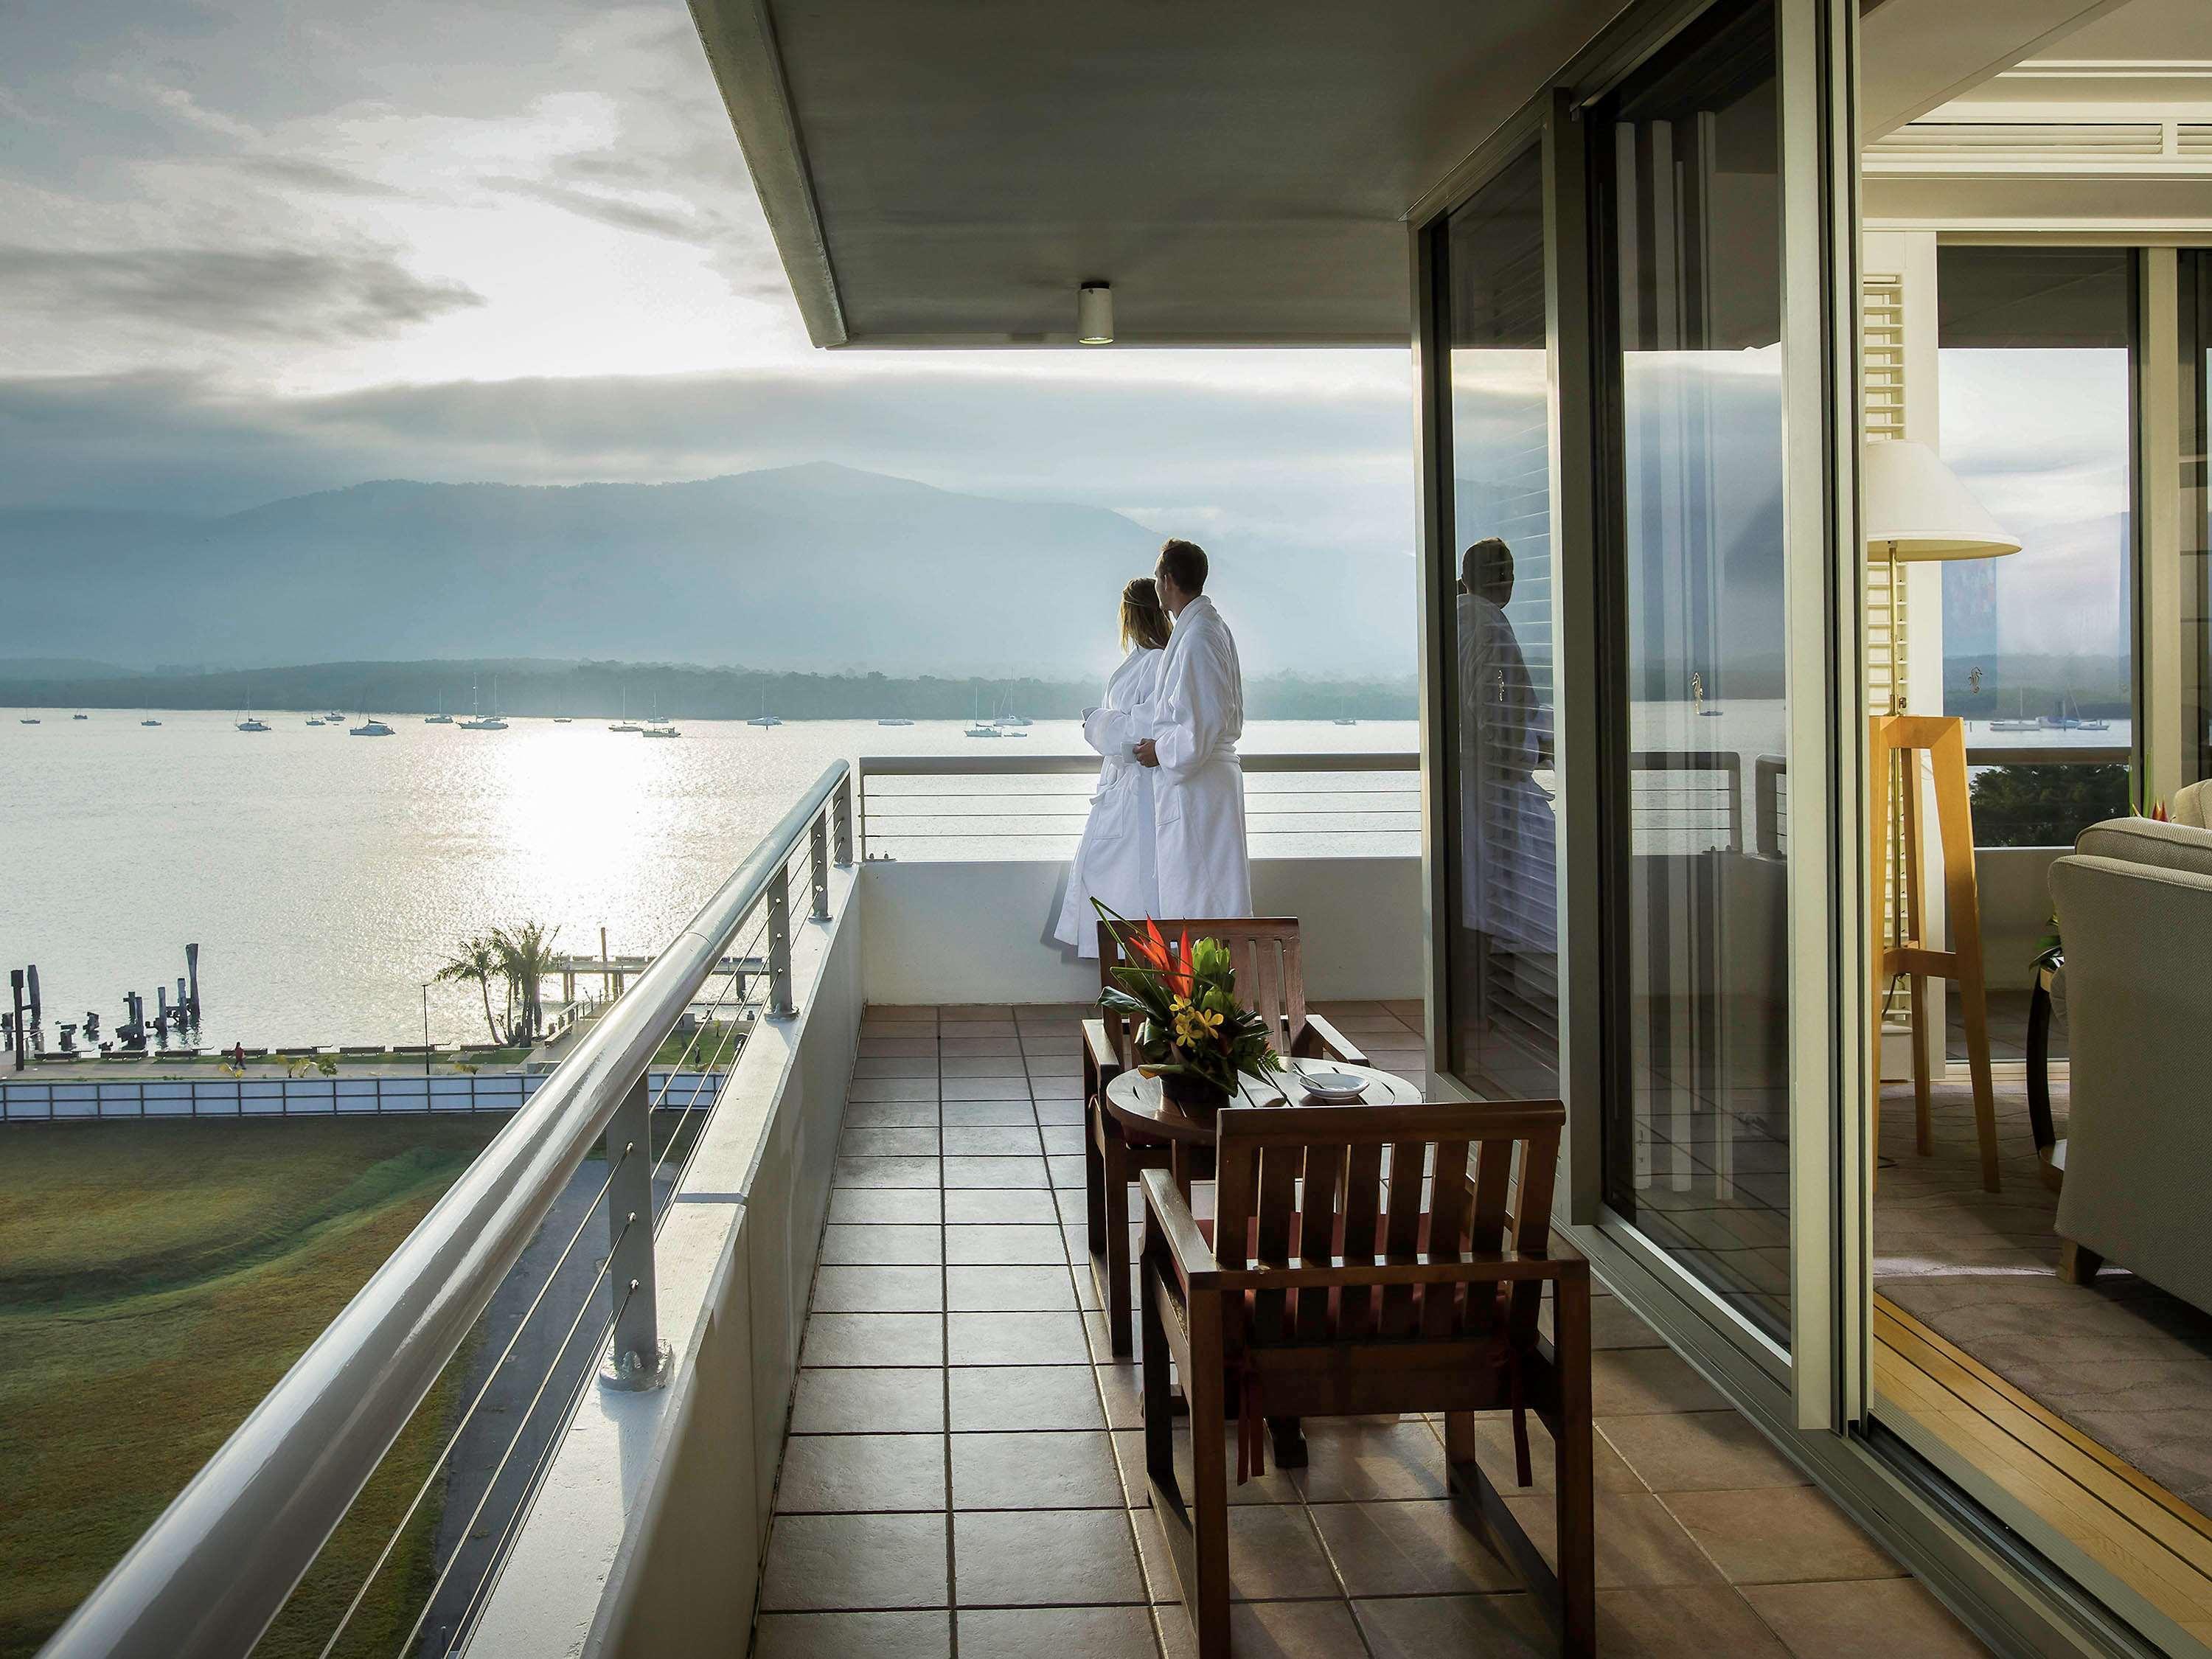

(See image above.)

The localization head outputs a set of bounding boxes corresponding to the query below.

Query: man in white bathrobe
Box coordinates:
[1131,539,1253,918]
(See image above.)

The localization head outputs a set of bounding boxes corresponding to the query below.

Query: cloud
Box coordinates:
[485,175,721,243]
[0,245,485,343]
[0,361,1414,571]
[230,156,413,199]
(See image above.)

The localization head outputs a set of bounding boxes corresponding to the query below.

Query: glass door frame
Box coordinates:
[1412,0,1865,1436]
[1414,3,2200,1647]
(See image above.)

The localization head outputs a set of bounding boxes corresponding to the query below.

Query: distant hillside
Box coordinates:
[0,463,1413,678]
[0,658,1419,722]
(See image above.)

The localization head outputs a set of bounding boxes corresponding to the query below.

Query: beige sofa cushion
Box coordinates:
[2174,779,2212,830]
[2071,815,2212,880]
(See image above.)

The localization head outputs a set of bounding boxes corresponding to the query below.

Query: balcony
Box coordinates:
[32,758,1990,1659]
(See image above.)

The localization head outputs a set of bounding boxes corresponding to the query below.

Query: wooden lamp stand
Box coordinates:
[1870,713,2000,1194]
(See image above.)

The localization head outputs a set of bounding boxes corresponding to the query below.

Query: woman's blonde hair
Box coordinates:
[1119,577,1171,652]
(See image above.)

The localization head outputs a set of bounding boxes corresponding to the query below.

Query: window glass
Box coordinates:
[1441,144,1558,1100]
[1594,0,1792,1346]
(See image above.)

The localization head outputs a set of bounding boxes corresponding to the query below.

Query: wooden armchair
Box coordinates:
[1140,1099,1592,1659]
[1081,917,1367,1357]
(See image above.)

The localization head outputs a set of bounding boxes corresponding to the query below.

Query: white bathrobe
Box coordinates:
[1054,646,1164,956]
[1131,594,1253,919]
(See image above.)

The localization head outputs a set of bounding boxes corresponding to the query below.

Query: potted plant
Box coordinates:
[1094,902,1280,1114]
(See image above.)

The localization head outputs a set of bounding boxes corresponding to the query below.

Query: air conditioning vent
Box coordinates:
[1871,122,2166,159]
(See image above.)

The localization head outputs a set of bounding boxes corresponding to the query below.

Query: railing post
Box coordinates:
[768,861,796,1019]
[810,810,832,922]
[601,1074,668,1391]
[833,773,855,866]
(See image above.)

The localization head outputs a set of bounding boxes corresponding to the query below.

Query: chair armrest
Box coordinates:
[1295,1013,1367,1068]
[1082,1017,1122,1087]
[1138,1167,1220,1288]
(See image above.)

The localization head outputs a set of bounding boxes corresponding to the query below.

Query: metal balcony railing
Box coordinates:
[857,751,1421,858]
[42,763,856,1659]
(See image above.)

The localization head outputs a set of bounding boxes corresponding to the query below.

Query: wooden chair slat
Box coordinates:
[1294,1143,1343,1340]
[1422,1139,1472,1339]
[1250,1143,1299,1344]
[1469,1131,1515,1256]
[1508,1133,1558,1345]
[1378,1139,1429,1335]
[1339,1141,1384,1338]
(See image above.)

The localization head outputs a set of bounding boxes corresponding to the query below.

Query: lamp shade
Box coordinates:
[1863,439,2020,561]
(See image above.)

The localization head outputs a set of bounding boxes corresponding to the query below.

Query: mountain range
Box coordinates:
[0,462,1415,679]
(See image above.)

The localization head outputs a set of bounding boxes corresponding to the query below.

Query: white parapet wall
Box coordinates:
[470,863,861,1659]
[859,855,1423,1006]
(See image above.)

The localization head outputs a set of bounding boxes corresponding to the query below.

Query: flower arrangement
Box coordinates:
[1094,901,1280,1111]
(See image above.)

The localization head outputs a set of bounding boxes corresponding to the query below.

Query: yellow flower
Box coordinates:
[1170,995,1224,1047]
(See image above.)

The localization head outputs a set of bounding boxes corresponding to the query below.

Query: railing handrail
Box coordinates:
[1964,745,2129,767]
[857,751,1418,779]
[44,761,853,1659]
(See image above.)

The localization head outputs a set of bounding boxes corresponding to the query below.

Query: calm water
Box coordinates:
[0,711,1416,1047]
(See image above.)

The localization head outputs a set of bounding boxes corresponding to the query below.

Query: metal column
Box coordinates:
[600,1075,667,1390]
[767,861,796,1019]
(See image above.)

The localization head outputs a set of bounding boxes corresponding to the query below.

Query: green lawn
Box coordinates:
[0,1118,506,1659]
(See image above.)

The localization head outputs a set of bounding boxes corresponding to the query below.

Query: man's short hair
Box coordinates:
[1157,538,1208,595]
[1461,537,1514,604]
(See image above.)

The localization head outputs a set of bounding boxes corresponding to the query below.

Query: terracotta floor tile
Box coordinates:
[759,1512,950,1610]
[1741,1576,1989,1657]
[956,1607,1155,1659]
[1597,1411,1809,1493]
[1157,1599,1368,1659]
[1132,1503,1340,1603]
[1290,1417,1447,1503]
[953,1430,1125,1509]
[1591,1347,1730,1415]
[776,1433,947,1514]
[821,1224,943,1266]
[791,1367,946,1434]
[953,1508,1147,1606]
[1500,1489,1724,1590]
[757,1610,950,1659]
[1661,1486,1905,1585]
[1308,1499,1521,1596]
[1592,1586,1792,1658]
[1353,1592,1553,1659]
[948,1365,1107,1432]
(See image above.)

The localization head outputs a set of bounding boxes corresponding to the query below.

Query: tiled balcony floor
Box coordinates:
[751,1003,1990,1659]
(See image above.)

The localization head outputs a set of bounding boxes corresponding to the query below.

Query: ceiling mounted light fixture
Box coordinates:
[1077,281,1113,345]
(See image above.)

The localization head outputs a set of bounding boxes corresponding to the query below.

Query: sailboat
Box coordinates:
[425,692,453,725]
[349,714,394,737]
[458,675,508,731]
[140,716,162,727]
[305,717,326,727]
[236,712,270,732]
[1989,690,2039,733]
[72,713,88,721]
[748,689,782,728]
[608,686,644,734]
[964,692,1001,737]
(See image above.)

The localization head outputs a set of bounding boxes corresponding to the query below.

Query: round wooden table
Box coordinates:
[1101,1058,1420,1465]
[1101,1059,1422,1192]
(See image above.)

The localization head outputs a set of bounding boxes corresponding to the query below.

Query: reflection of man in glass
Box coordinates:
[1455,537,1557,1093]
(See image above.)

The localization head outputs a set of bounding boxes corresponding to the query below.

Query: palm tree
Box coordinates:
[494,921,561,1043]
[435,935,504,1044]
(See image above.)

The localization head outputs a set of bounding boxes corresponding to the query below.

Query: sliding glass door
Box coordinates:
[1590,0,1798,1349]
[1434,142,1560,1104]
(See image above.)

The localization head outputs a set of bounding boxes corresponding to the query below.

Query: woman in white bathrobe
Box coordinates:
[1054,579,1172,957]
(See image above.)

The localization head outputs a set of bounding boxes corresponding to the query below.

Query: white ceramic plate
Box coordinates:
[1293,1071,1367,1102]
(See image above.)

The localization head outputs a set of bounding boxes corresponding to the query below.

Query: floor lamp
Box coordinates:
[1865,439,2020,1193]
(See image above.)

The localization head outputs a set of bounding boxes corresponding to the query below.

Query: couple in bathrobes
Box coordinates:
[1052,538,1251,958]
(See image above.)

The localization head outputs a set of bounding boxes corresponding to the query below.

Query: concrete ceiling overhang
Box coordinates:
[690,0,1627,348]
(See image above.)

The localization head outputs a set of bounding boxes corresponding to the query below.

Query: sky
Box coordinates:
[0,0,1415,571]
[1938,347,2132,669]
